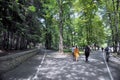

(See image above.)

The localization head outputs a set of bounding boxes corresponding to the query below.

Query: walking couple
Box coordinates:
[72,45,91,62]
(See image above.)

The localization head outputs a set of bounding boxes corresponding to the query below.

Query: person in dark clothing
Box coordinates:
[84,45,91,62]
[0,74,3,80]
[101,47,104,52]
[105,46,110,62]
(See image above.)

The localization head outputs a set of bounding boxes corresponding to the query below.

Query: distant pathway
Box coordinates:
[2,50,120,80]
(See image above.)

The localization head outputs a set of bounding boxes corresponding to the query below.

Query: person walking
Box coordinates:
[74,46,79,62]
[72,46,75,61]
[105,46,110,62]
[84,45,91,62]
[101,47,104,52]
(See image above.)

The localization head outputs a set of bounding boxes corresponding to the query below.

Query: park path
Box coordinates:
[2,49,120,80]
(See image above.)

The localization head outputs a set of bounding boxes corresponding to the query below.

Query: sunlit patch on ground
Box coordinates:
[30,52,111,80]
[3,51,120,80]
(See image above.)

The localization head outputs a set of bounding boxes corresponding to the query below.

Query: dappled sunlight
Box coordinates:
[3,51,119,80]
[1,0,120,79]
[30,53,111,80]
[98,76,106,80]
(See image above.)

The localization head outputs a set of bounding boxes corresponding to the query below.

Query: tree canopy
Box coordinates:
[0,0,120,54]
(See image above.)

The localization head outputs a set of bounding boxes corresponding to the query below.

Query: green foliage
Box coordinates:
[0,0,112,51]
[28,6,36,12]
[16,0,18,2]
[0,0,43,50]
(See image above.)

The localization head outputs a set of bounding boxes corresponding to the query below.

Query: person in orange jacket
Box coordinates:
[74,46,79,61]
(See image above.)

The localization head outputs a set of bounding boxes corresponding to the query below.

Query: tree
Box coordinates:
[57,0,64,53]
[104,0,120,54]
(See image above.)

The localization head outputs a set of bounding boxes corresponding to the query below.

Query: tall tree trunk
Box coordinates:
[3,31,8,50]
[9,31,14,50]
[15,35,18,50]
[0,31,4,49]
[5,30,9,50]
[11,32,14,50]
[108,13,115,52]
[25,39,28,49]
[57,0,63,54]
[112,0,119,52]
[45,31,52,49]
[15,34,21,50]
[116,0,120,54]
[20,37,25,50]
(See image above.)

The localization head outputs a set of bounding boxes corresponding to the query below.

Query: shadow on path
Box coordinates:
[2,50,120,80]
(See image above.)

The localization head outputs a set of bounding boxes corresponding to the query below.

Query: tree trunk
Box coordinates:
[20,37,25,50]
[111,0,119,53]
[57,0,63,54]
[3,31,7,50]
[59,27,63,53]
[116,0,120,55]
[0,31,4,49]
[45,31,52,49]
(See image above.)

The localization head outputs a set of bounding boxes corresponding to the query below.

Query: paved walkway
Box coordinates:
[2,50,120,80]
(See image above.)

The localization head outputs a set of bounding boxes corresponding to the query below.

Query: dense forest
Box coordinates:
[0,0,120,54]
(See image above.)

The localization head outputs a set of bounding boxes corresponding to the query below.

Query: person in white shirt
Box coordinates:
[72,46,75,61]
